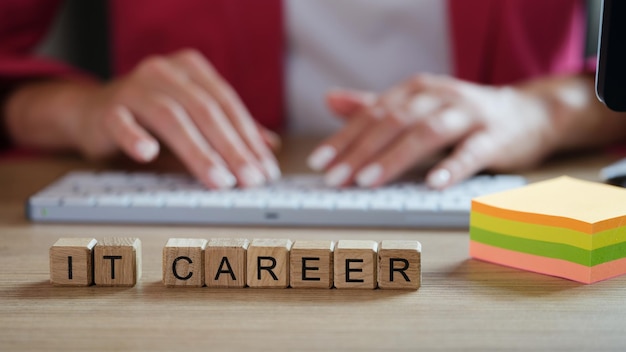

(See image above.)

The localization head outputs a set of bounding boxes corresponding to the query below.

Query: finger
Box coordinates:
[326,88,376,118]
[307,112,375,172]
[124,92,237,190]
[103,105,160,163]
[325,91,449,185]
[309,76,443,174]
[165,86,268,187]
[170,50,280,181]
[355,108,477,188]
[405,93,446,118]
[398,73,456,96]
[426,131,496,189]
[257,123,282,152]
[136,56,268,187]
[323,108,408,187]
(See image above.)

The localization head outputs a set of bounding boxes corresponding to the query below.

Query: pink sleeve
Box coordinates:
[449,0,591,85]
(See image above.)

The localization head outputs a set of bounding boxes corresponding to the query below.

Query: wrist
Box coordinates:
[5,80,101,151]
[500,83,561,158]
[516,75,603,153]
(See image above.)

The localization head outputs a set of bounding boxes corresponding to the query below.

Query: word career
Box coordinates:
[50,237,421,290]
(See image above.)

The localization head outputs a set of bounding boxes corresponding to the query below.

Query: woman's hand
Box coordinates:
[308,74,562,189]
[6,49,281,189]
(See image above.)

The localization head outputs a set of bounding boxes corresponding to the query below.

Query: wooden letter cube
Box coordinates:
[378,240,421,290]
[290,240,334,289]
[247,239,292,288]
[205,238,249,288]
[163,238,208,287]
[94,237,142,287]
[334,240,378,289]
[50,238,97,286]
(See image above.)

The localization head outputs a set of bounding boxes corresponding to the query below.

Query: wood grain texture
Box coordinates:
[247,238,292,288]
[378,240,421,290]
[333,240,378,289]
[163,238,207,287]
[94,237,142,286]
[205,238,249,288]
[290,240,334,289]
[2,140,626,351]
[49,238,97,286]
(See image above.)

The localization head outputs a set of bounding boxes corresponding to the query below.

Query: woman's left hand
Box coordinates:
[307,74,560,189]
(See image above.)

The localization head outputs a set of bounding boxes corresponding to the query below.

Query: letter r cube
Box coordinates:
[378,240,421,290]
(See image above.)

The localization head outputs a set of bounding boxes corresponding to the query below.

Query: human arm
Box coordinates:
[3,49,281,188]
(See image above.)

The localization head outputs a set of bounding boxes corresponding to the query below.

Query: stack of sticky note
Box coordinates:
[470,176,626,284]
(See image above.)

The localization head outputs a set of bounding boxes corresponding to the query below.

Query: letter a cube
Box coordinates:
[205,238,249,288]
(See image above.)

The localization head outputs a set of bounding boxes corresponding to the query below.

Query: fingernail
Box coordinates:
[437,109,467,134]
[262,158,282,181]
[324,163,351,187]
[328,88,376,105]
[135,140,159,162]
[427,168,451,189]
[239,165,266,187]
[356,163,382,187]
[208,166,236,189]
[308,145,336,171]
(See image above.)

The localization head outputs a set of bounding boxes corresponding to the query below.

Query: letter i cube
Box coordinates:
[163,238,208,287]
[50,238,97,286]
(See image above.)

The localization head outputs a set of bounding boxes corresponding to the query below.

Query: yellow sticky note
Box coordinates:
[472,176,626,233]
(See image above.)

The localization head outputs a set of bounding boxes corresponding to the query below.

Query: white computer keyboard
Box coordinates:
[27,171,525,228]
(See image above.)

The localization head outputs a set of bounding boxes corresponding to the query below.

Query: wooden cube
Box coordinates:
[163,238,208,287]
[290,240,334,289]
[334,240,378,289]
[247,239,292,288]
[378,240,421,290]
[49,238,97,286]
[205,238,249,288]
[94,237,142,287]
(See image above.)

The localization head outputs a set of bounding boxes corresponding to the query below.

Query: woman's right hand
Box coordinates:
[64,49,280,189]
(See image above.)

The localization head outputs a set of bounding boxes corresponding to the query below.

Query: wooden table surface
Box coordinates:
[1,139,624,351]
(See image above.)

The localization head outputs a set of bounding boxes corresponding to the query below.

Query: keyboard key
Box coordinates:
[62,196,95,207]
[267,198,300,209]
[232,198,266,209]
[30,195,62,206]
[130,195,164,207]
[404,199,437,212]
[96,195,130,207]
